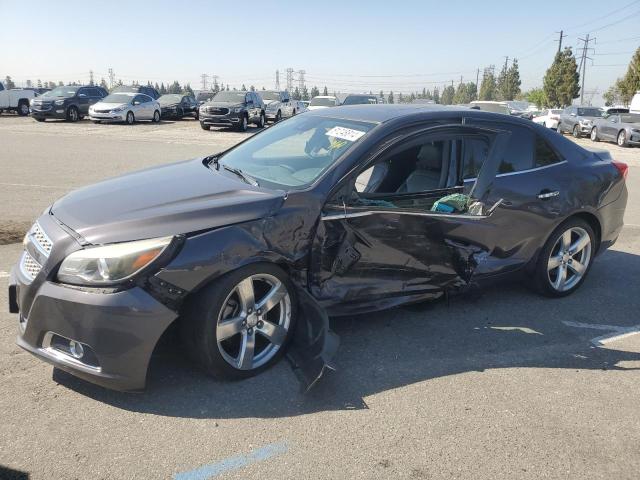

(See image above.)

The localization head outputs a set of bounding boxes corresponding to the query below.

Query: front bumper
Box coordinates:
[8,215,177,391]
[31,107,66,119]
[199,112,241,126]
[578,124,592,135]
[89,112,126,122]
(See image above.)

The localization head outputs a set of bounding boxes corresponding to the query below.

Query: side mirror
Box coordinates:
[570,112,576,117]
[133,101,140,106]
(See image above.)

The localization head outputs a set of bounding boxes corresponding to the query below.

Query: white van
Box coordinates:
[630,91,640,113]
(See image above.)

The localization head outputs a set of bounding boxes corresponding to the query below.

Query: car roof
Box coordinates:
[304,103,477,123]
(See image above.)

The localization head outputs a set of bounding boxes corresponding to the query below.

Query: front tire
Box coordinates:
[533,218,595,297]
[617,130,628,147]
[590,127,599,142]
[181,263,297,380]
[35,118,45,122]
[152,110,160,123]
[67,106,79,122]
[572,125,580,138]
[200,122,210,130]
[126,111,135,125]
[237,114,248,132]
[258,112,265,128]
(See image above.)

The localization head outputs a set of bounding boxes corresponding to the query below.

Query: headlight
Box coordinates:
[57,236,174,286]
[54,99,65,106]
[234,107,242,113]
[579,119,591,125]
[111,105,126,112]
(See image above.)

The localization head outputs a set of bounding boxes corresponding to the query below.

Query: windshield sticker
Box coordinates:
[325,126,366,142]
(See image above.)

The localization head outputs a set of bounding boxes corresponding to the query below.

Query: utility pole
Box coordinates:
[297,69,306,92]
[200,74,209,91]
[503,56,510,73]
[475,68,480,99]
[275,70,280,90]
[555,30,567,53]
[89,70,94,86]
[578,33,594,105]
[285,68,294,93]
[108,68,115,89]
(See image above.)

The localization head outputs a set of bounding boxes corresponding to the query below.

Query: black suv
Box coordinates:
[30,85,108,122]
[112,85,160,100]
[199,90,265,132]
[158,94,199,120]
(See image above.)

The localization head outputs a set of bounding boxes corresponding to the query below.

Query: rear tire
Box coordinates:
[533,218,595,297]
[258,112,265,128]
[17,100,30,116]
[180,263,297,380]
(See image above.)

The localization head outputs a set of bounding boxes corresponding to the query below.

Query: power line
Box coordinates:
[564,0,640,31]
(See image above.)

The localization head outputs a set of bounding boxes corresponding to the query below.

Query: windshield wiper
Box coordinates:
[222,165,259,186]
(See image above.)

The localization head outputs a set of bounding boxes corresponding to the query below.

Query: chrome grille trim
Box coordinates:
[20,250,42,282]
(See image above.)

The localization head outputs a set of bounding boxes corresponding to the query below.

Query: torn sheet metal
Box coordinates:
[287,287,339,393]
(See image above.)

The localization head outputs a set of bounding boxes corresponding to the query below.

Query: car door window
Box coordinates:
[494,124,534,174]
[535,135,563,167]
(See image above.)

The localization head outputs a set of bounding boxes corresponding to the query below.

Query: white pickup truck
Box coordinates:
[0,81,36,116]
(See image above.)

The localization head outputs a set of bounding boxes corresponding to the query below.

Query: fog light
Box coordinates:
[69,341,84,359]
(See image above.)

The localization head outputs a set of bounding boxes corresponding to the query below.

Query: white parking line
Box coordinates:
[0,272,10,279]
[562,320,640,346]
[0,182,68,189]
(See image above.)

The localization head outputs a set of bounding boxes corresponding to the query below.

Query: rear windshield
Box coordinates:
[310,97,336,107]
[342,95,378,105]
[577,108,602,117]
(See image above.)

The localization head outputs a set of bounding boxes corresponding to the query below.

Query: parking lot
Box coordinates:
[1,116,639,479]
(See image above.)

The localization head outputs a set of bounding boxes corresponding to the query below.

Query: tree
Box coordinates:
[249,85,255,91]
[379,90,384,100]
[26,79,32,88]
[301,85,309,100]
[292,87,301,100]
[241,83,247,91]
[398,92,405,103]
[184,83,194,96]
[432,87,440,104]
[322,86,328,96]
[310,86,320,98]
[100,78,108,90]
[543,48,580,108]
[4,76,15,89]
[496,59,521,101]
[387,91,395,104]
[453,82,476,104]
[479,66,497,101]
[603,82,624,106]
[159,82,167,94]
[440,85,455,104]
[615,46,640,105]
[524,88,546,108]
[37,79,42,88]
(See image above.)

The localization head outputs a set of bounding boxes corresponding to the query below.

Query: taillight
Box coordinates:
[612,160,628,180]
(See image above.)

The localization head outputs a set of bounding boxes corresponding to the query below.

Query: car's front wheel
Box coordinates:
[617,130,628,147]
[17,100,30,116]
[572,125,580,138]
[200,122,210,130]
[181,263,297,379]
[237,114,248,132]
[152,110,160,123]
[590,127,599,142]
[126,111,135,125]
[258,112,265,128]
[67,106,79,122]
[534,218,595,297]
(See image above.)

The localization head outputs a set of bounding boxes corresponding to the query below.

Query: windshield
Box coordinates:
[551,109,563,114]
[158,94,183,105]
[217,115,376,188]
[577,108,602,117]
[196,92,214,102]
[621,114,640,124]
[260,91,281,101]
[42,87,78,98]
[342,95,378,105]
[310,97,336,107]
[112,86,137,93]
[101,94,133,104]
[212,91,246,102]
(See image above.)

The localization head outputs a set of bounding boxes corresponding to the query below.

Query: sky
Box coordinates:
[1,0,639,105]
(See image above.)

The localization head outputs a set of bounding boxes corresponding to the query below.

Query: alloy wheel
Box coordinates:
[19,103,29,115]
[216,273,291,370]
[547,226,592,292]
[617,131,626,146]
[153,110,160,123]
[69,107,78,122]
[572,125,579,138]
[590,128,598,141]
[127,112,134,124]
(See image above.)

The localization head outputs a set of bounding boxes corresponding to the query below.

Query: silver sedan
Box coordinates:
[89,92,161,124]
[591,113,640,147]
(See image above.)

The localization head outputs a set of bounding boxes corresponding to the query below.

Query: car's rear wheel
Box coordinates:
[152,110,160,123]
[572,125,580,138]
[200,122,210,130]
[126,111,135,125]
[67,106,79,122]
[617,130,628,147]
[275,111,282,123]
[534,218,595,297]
[181,263,297,379]
[590,127,599,142]
[17,100,30,116]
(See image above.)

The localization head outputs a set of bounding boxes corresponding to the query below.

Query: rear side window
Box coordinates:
[535,136,562,167]
[497,125,534,174]
[462,136,489,180]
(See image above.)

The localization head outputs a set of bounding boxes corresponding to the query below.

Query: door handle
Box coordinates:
[537,190,560,199]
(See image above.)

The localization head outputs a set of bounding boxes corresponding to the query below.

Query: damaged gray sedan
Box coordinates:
[8,105,628,392]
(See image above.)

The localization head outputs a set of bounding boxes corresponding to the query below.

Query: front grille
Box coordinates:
[206,107,229,115]
[20,251,42,281]
[95,109,112,113]
[31,222,52,254]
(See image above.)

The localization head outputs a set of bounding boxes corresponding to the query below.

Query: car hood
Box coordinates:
[159,102,180,108]
[51,158,285,244]
[203,101,243,108]
[93,102,129,110]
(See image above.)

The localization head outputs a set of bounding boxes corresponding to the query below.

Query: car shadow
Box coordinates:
[52,247,640,419]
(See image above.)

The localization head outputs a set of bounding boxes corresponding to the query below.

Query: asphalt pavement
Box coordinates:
[0,116,639,479]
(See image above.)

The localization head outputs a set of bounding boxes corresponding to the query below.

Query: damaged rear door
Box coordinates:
[309,124,509,314]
